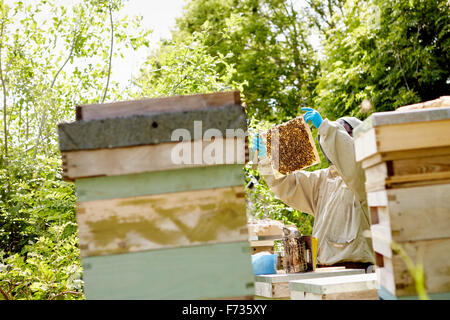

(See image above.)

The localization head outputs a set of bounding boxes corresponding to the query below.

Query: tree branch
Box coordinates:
[50,290,83,300]
[0,13,8,162]
[32,30,78,160]
[0,285,10,300]
[101,2,114,103]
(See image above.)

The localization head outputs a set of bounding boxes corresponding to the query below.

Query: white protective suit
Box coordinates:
[258,118,375,266]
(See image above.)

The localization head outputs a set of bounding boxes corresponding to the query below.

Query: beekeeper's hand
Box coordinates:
[251,133,267,158]
[301,107,323,129]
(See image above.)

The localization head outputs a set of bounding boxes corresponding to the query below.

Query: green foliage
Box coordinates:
[0,0,150,158]
[0,223,83,300]
[174,0,319,122]
[0,149,75,255]
[0,0,149,300]
[133,23,243,98]
[314,0,450,119]
[245,164,315,235]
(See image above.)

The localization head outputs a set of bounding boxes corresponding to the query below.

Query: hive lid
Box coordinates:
[354,107,450,139]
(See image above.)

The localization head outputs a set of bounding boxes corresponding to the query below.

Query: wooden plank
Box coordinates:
[376,119,450,154]
[81,241,254,300]
[254,282,290,299]
[77,90,241,121]
[76,186,247,257]
[250,240,275,247]
[386,185,450,242]
[75,164,244,202]
[355,119,450,162]
[367,190,388,207]
[354,127,378,162]
[364,154,450,191]
[255,269,365,298]
[370,224,392,258]
[378,238,450,297]
[361,146,450,170]
[368,184,450,242]
[247,219,285,237]
[289,273,377,295]
[393,154,450,176]
[291,290,378,300]
[323,290,378,300]
[63,137,247,180]
[254,268,363,284]
[364,161,388,191]
[356,107,450,130]
[58,104,247,151]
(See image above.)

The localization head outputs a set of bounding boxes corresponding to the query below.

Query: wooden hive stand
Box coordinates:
[58,91,255,299]
[354,102,450,300]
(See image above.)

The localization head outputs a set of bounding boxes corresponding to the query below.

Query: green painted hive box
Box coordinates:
[58,91,255,299]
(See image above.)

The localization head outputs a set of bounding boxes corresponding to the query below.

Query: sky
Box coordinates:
[113,0,189,89]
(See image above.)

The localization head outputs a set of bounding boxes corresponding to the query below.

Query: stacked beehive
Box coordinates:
[354,102,450,299]
[57,91,255,299]
[247,218,285,254]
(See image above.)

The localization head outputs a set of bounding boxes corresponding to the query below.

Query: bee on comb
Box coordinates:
[263,116,320,176]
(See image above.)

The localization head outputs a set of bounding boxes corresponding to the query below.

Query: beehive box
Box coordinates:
[254,267,364,299]
[354,104,450,300]
[262,116,320,177]
[289,273,378,300]
[58,91,255,299]
[248,219,284,254]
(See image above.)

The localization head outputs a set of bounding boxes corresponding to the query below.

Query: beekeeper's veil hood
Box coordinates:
[337,117,363,132]
[318,116,362,164]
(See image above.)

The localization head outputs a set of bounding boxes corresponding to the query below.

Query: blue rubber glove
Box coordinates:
[301,107,323,129]
[251,133,267,158]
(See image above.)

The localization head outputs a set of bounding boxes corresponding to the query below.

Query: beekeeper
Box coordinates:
[252,107,375,271]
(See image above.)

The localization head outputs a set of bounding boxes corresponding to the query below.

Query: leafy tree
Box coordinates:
[0,0,150,300]
[174,0,319,122]
[132,23,243,98]
[0,222,83,300]
[314,0,450,119]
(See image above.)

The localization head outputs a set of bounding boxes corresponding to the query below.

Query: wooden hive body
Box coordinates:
[354,104,450,300]
[58,91,254,299]
[289,273,378,300]
[254,267,364,299]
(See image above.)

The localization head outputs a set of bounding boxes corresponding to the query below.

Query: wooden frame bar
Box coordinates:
[76,90,241,121]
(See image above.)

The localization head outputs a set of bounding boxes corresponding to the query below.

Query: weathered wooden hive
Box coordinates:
[57,91,254,299]
[354,97,450,300]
